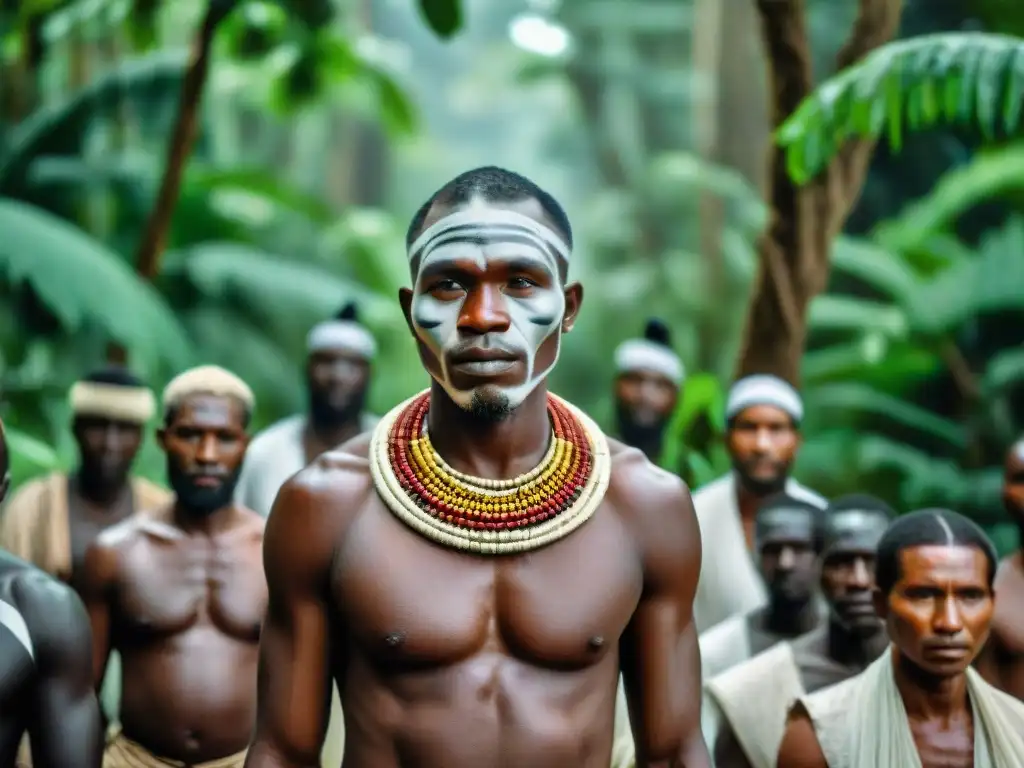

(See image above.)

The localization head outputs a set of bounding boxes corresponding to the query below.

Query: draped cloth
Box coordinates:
[691,474,826,633]
[610,675,635,768]
[798,648,1024,767]
[103,729,245,768]
[705,642,804,768]
[698,613,752,683]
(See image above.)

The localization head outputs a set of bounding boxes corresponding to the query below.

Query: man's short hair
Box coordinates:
[875,508,998,595]
[755,492,826,550]
[828,494,896,519]
[405,166,573,250]
[81,365,146,389]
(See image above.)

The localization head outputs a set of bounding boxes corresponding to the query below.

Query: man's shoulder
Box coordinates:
[247,415,305,456]
[784,478,827,508]
[2,562,86,642]
[3,471,62,509]
[607,438,692,509]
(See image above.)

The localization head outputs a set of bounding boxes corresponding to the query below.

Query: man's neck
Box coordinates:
[762,597,819,637]
[426,383,551,481]
[893,649,971,720]
[172,501,236,535]
[72,469,128,508]
[305,415,362,457]
[827,618,888,668]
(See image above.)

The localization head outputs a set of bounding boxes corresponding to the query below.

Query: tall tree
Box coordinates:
[734,0,903,384]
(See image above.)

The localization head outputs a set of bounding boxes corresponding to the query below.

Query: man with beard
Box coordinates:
[705,494,892,768]
[79,366,266,768]
[244,167,709,768]
[612,318,683,461]
[976,439,1024,700]
[699,493,825,685]
[0,419,104,767]
[691,375,825,633]
[1,367,170,727]
[235,301,378,519]
[778,509,1024,768]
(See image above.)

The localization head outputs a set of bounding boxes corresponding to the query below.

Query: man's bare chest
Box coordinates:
[115,538,265,641]
[912,717,975,768]
[333,500,644,669]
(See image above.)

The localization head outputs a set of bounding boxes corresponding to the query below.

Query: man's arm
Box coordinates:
[619,458,710,768]
[18,572,103,768]
[244,458,354,768]
[78,537,120,687]
[775,707,827,768]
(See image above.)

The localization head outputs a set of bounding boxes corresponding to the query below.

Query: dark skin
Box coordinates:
[725,406,800,550]
[67,415,144,581]
[614,370,678,461]
[304,350,371,462]
[245,198,710,768]
[0,421,104,768]
[975,442,1024,700]
[777,545,995,768]
[713,516,889,768]
[79,394,266,763]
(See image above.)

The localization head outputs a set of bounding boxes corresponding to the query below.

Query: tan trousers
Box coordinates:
[103,729,245,768]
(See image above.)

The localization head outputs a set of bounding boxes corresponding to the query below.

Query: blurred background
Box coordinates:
[1,0,1023,551]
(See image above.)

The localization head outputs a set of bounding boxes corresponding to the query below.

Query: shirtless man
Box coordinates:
[612,318,683,462]
[245,166,709,768]
[975,439,1024,700]
[0,419,103,767]
[79,366,266,768]
[777,509,1024,767]
[706,494,892,768]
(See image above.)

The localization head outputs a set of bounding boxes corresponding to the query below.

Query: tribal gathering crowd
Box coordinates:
[0,166,1021,768]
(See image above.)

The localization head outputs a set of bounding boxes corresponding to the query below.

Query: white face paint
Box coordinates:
[407,205,570,411]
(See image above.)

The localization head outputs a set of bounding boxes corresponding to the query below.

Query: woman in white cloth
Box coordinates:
[777,509,1024,768]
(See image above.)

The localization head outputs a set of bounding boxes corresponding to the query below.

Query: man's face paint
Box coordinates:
[406,204,571,413]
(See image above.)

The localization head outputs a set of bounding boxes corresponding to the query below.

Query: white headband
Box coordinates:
[407,208,571,266]
[69,381,156,423]
[614,340,684,385]
[726,374,803,422]
[307,320,377,360]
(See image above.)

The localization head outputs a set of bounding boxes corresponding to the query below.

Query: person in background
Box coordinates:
[777,509,1024,767]
[80,365,265,768]
[234,302,378,767]
[705,494,893,768]
[0,418,104,768]
[0,366,170,728]
[692,374,826,633]
[612,318,683,462]
[975,438,1024,700]
[699,492,825,685]
[235,301,378,518]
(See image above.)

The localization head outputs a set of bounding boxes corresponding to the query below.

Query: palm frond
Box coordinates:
[0,199,193,370]
[3,424,60,470]
[777,33,1024,183]
[808,295,906,336]
[828,236,921,304]
[874,144,1024,253]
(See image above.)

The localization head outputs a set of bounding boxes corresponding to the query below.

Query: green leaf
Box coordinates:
[777,33,1024,183]
[808,295,906,336]
[417,0,461,39]
[0,198,192,370]
[829,236,920,306]
[3,424,60,469]
[807,382,964,449]
[982,346,1024,394]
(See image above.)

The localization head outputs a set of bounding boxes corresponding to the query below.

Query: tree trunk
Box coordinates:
[733,0,903,385]
[106,1,232,364]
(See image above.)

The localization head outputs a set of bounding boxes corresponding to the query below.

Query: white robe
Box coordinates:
[692,473,825,633]
[235,412,378,517]
[799,649,1024,767]
[234,411,376,768]
[704,642,804,768]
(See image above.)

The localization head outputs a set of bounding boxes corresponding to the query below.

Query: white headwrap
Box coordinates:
[162,365,254,418]
[726,374,803,422]
[306,321,377,360]
[69,379,156,423]
[614,319,684,385]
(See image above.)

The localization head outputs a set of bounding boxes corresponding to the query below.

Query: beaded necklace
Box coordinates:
[369,390,610,554]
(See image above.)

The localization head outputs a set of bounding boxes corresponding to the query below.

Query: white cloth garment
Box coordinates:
[234,412,378,517]
[799,648,1024,767]
[692,473,826,633]
[704,642,804,768]
[698,613,752,684]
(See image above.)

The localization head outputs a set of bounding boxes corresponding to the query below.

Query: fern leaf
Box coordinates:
[777,33,1024,183]
[0,199,193,369]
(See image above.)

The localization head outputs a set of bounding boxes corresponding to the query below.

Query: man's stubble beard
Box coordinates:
[468,388,513,422]
[734,459,791,496]
[309,387,366,429]
[168,462,241,516]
